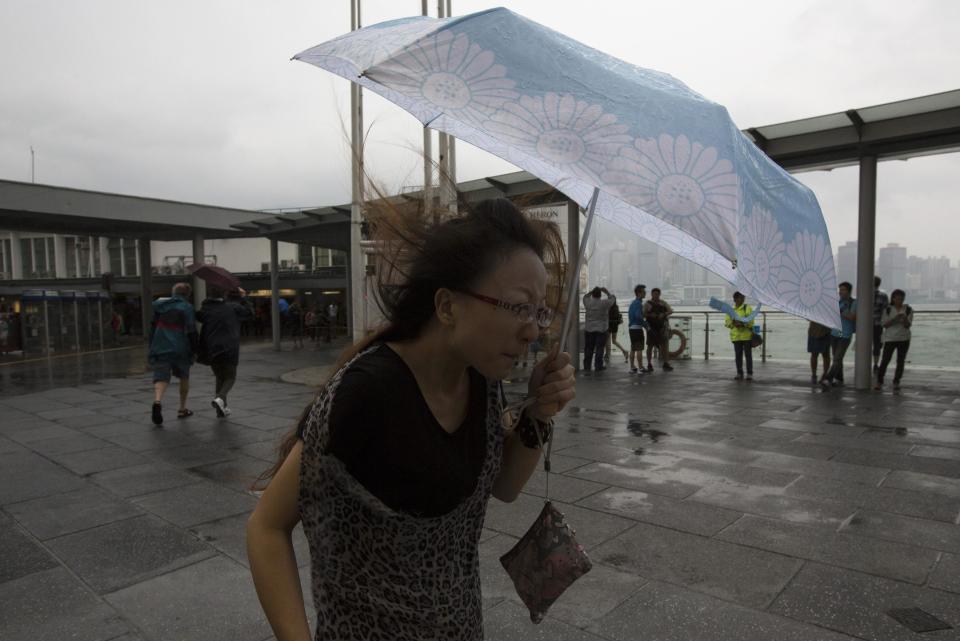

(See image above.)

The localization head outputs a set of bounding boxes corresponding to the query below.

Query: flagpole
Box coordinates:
[558,188,600,354]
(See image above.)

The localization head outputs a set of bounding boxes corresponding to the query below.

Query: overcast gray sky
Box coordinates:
[1,0,957,259]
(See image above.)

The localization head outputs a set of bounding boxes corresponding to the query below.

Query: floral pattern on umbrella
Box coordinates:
[485,93,631,183]
[603,133,739,258]
[738,205,785,294]
[777,230,838,323]
[367,29,519,128]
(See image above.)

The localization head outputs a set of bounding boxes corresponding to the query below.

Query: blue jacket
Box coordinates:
[149,295,197,363]
[628,298,646,328]
[831,297,857,339]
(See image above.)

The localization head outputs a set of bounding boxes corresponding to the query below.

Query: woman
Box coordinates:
[875,289,913,391]
[724,291,754,381]
[807,321,831,386]
[605,298,629,365]
[246,198,575,641]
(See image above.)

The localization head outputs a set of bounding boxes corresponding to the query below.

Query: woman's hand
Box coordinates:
[527,343,576,422]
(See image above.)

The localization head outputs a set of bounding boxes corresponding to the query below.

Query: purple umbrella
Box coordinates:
[188,263,240,291]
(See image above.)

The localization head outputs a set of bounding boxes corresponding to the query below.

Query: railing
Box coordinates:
[583,308,960,370]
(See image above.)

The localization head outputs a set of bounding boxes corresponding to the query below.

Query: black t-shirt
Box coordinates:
[298,344,489,517]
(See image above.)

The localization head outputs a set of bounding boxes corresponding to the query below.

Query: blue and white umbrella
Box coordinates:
[295,7,840,329]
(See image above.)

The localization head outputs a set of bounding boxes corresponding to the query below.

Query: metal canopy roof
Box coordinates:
[744,89,960,171]
[0,179,272,240]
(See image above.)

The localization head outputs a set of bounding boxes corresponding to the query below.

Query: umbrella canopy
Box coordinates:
[188,263,241,291]
[295,7,840,329]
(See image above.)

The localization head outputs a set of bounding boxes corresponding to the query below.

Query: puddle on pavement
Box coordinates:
[627,420,669,443]
[826,416,908,435]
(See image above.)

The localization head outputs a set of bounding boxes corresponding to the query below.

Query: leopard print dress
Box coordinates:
[298,346,504,640]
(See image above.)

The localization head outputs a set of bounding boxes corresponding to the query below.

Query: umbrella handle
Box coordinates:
[557,187,600,355]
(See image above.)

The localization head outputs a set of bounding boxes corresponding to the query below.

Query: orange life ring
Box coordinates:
[668,328,687,359]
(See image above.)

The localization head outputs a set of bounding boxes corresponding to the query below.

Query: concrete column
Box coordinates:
[854,155,878,390]
[138,239,153,340]
[191,234,206,307]
[270,238,281,351]
[99,237,110,274]
[53,235,67,278]
[567,200,581,370]
[9,231,23,279]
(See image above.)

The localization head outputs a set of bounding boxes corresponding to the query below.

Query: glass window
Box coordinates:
[92,238,101,276]
[332,250,346,267]
[123,239,139,277]
[108,238,122,275]
[0,238,9,278]
[76,237,91,278]
[65,236,78,278]
[21,238,33,276]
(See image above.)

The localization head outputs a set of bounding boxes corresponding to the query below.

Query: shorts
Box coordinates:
[646,327,667,346]
[629,328,645,351]
[807,334,830,355]
[152,359,191,383]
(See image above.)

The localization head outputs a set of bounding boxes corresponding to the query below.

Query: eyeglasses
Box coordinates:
[460,291,554,328]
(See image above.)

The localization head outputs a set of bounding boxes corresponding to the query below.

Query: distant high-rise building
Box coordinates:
[836,241,858,287]
[877,243,908,293]
[923,256,951,291]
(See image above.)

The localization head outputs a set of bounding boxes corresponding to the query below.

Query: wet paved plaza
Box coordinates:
[1,344,958,640]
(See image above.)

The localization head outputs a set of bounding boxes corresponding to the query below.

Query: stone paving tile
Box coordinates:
[226,412,296,431]
[189,513,311,569]
[591,580,859,641]
[929,553,960,595]
[146,442,238,468]
[882,470,960,497]
[47,445,149,476]
[26,431,111,456]
[105,555,272,641]
[757,418,865,437]
[0,519,59,583]
[769,563,960,641]
[912,445,960,462]
[840,510,960,554]
[716,515,940,585]
[6,485,143,540]
[89,462,202,498]
[36,406,97,420]
[0,435,26,454]
[7,423,78,443]
[784,475,960,523]
[688,481,857,528]
[518,469,609,503]
[130,481,257,528]
[99,427,195,452]
[567,461,701,499]
[0,451,86,505]
[591,521,803,609]
[53,412,122,429]
[234,440,281,462]
[45,514,216,594]
[835,448,960,479]
[483,600,610,641]
[749,451,891,484]
[577,487,742,536]
[794,431,915,454]
[0,567,131,641]
[189,454,273,492]
[187,423,278,448]
[483,492,635,550]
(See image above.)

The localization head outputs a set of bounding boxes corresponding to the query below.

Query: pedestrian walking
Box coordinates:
[807,321,832,385]
[326,301,339,338]
[198,286,252,417]
[305,306,318,342]
[247,197,575,641]
[875,289,913,391]
[148,282,197,425]
[823,282,857,387]
[643,288,674,371]
[872,276,889,371]
[287,301,304,348]
[627,284,647,374]
[724,291,754,381]
[604,298,629,365]
[582,286,615,371]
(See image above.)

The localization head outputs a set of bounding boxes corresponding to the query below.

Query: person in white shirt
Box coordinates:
[874,289,913,391]
[582,287,615,371]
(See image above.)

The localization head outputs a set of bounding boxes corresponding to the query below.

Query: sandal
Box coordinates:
[177,409,194,419]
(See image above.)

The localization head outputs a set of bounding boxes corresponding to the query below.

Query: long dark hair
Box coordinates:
[251,196,566,489]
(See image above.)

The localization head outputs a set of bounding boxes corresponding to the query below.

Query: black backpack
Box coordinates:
[608,302,621,325]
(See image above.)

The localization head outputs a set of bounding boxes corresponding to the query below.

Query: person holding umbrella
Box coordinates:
[197,285,252,417]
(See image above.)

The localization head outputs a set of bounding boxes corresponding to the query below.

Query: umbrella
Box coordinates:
[188,263,241,291]
[294,7,841,331]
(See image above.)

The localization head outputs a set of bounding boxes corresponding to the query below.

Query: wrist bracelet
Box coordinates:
[516,411,553,449]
